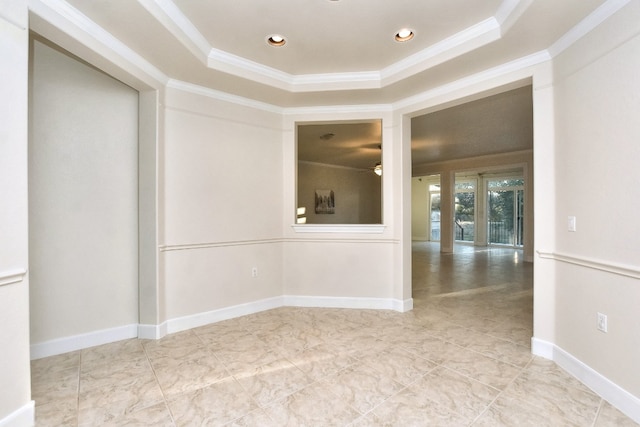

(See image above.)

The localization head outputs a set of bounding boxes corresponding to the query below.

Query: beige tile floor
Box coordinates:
[31,242,638,426]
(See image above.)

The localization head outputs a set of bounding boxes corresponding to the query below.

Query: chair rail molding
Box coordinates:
[537,251,640,280]
[0,268,27,287]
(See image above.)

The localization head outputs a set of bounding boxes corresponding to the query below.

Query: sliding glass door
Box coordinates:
[487,179,524,247]
[455,180,475,243]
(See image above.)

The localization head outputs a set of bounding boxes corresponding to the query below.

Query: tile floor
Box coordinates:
[31,243,638,426]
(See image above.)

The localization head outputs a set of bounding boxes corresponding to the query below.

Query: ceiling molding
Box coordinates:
[283,103,393,116]
[206,47,294,91]
[393,50,550,112]
[166,79,285,114]
[133,0,536,93]
[495,0,535,33]
[290,71,382,92]
[168,79,394,116]
[29,0,626,112]
[29,0,168,89]
[547,0,632,58]
[380,18,501,87]
[137,0,210,63]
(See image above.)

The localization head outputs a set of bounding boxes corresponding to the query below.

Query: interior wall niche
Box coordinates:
[297,120,382,224]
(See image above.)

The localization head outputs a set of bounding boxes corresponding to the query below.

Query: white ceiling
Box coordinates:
[31,0,609,164]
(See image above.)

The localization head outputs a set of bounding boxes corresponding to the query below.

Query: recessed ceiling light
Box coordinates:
[267,34,286,47]
[395,28,414,42]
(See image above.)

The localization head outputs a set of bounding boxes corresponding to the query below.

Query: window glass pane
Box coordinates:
[455,192,475,242]
[488,190,515,245]
[488,179,524,189]
[455,181,475,190]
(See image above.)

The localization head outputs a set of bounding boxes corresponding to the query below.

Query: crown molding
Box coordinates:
[283,103,393,116]
[166,79,284,114]
[393,50,551,112]
[207,47,294,91]
[29,0,168,89]
[31,0,628,106]
[547,0,632,58]
[495,0,534,33]
[134,0,536,93]
[167,79,394,116]
[137,0,210,63]
[380,17,501,87]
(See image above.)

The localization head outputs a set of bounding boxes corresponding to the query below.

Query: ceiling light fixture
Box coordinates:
[374,162,382,176]
[319,132,335,140]
[395,28,414,42]
[267,34,286,47]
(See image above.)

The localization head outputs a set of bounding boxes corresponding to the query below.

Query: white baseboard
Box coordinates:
[30,324,138,360]
[395,298,414,312]
[553,345,640,424]
[283,295,410,311]
[138,322,168,340]
[167,295,410,335]
[531,337,555,359]
[531,338,640,424]
[0,401,34,427]
[166,296,284,334]
[30,296,411,358]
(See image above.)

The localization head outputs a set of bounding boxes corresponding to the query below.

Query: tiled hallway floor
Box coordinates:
[32,243,638,426]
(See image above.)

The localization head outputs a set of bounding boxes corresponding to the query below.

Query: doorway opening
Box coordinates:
[409,84,534,348]
[487,178,525,247]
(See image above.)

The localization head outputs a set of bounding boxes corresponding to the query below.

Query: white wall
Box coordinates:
[29,40,139,344]
[160,87,285,323]
[411,176,432,241]
[0,0,34,424]
[552,1,640,399]
[298,162,382,224]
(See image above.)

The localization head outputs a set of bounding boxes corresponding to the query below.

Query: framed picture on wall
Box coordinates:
[315,189,335,214]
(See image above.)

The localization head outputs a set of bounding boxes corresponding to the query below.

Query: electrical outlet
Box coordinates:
[251,267,258,278]
[597,312,608,333]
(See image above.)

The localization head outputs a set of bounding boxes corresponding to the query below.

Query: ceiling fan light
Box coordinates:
[395,28,414,42]
[374,162,382,176]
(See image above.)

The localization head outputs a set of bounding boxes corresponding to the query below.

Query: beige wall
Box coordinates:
[552,1,640,397]
[0,0,33,423]
[298,162,382,224]
[160,88,285,321]
[29,40,139,344]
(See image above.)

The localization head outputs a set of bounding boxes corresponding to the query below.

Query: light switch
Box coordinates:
[568,216,576,232]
